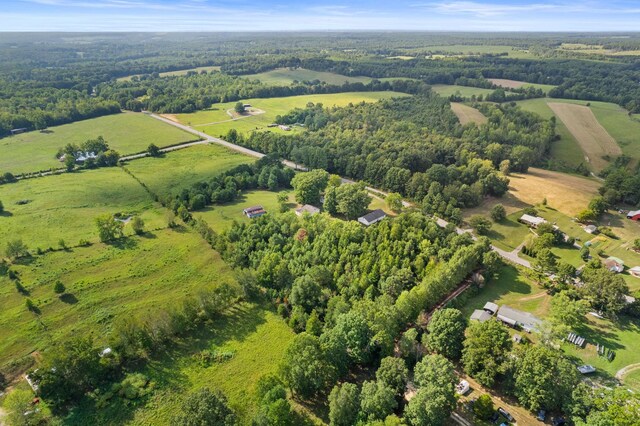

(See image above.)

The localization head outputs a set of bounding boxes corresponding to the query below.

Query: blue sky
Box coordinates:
[3,0,640,31]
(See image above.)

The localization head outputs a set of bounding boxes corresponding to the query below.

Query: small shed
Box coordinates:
[519,214,547,228]
[243,205,266,219]
[584,225,598,234]
[483,302,499,315]
[629,266,640,278]
[278,125,291,131]
[604,256,624,273]
[358,209,386,226]
[295,204,320,216]
[470,309,492,323]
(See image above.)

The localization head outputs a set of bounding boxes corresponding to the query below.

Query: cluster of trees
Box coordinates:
[597,158,640,207]
[232,96,550,220]
[56,136,120,171]
[168,155,294,212]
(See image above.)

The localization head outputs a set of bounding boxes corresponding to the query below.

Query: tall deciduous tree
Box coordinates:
[291,169,329,205]
[359,380,397,422]
[375,357,408,396]
[425,308,466,360]
[280,333,336,399]
[462,320,512,387]
[95,214,124,242]
[172,387,237,426]
[328,382,360,426]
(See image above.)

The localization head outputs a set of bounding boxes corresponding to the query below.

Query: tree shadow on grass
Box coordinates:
[59,293,78,304]
[13,256,35,266]
[139,231,157,239]
[0,210,13,217]
[110,237,138,250]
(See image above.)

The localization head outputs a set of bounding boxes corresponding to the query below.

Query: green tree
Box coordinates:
[277,192,290,213]
[280,333,336,399]
[335,183,371,220]
[473,394,494,420]
[425,308,466,360]
[65,154,76,172]
[588,196,608,217]
[359,380,397,422]
[499,159,511,175]
[147,143,160,157]
[172,387,237,426]
[234,102,245,114]
[3,388,44,426]
[404,382,456,426]
[5,239,29,259]
[576,209,596,223]
[533,248,557,274]
[490,204,506,222]
[54,280,66,294]
[305,310,323,336]
[413,354,456,391]
[95,214,124,242]
[0,199,3,213]
[375,357,408,396]
[291,169,329,205]
[548,291,589,337]
[469,215,492,235]
[328,382,360,426]
[462,320,512,387]
[580,267,628,315]
[556,262,577,284]
[131,216,145,235]
[290,275,322,313]
[579,245,590,261]
[512,345,579,412]
[328,174,342,187]
[386,193,403,213]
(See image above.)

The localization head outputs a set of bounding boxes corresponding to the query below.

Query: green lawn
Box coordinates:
[460,265,550,318]
[123,144,253,198]
[418,44,537,59]
[0,167,166,249]
[481,212,531,251]
[0,113,196,175]
[64,303,294,425]
[622,368,640,391]
[117,66,222,81]
[173,92,409,137]
[244,68,372,86]
[0,228,236,368]
[195,189,295,233]
[431,85,495,99]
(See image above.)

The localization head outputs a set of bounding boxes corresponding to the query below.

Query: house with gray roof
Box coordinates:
[497,305,542,333]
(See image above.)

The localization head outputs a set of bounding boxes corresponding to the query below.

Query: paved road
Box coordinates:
[149,112,531,269]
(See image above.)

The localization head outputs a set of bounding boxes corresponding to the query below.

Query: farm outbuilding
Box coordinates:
[584,225,598,234]
[497,305,542,333]
[483,302,499,314]
[358,209,386,226]
[604,256,624,273]
[295,204,320,216]
[627,210,640,221]
[519,214,547,228]
[243,205,266,219]
[470,309,492,323]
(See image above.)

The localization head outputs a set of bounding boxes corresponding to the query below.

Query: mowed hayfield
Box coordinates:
[431,84,495,98]
[507,167,600,216]
[116,65,222,81]
[172,91,408,137]
[123,144,252,198]
[0,113,196,175]
[487,78,556,93]
[0,167,166,249]
[450,102,487,125]
[548,102,622,172]
[244,68,372,86]
[0,228,237,368]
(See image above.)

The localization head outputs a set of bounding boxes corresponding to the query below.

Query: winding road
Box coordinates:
[148,112,532,269]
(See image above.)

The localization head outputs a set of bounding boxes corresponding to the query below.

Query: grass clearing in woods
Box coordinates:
[450,102,487,125]
[487,78,556,93]
[0,113,196,175]
[0,228,236,369]
[548,102,622,172]
[431,84,495,99]
[116,65,222,81]
[243,68,372,86]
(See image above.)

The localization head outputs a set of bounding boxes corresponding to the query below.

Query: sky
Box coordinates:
[2,0,640,32]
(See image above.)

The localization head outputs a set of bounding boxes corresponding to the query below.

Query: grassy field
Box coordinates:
[483,212,531,252]
[196,189,295,233]
[123,144,252,198]
[431,84,495,98]
[487,78,556,93]
[116,66,222,81]
[419,44,536,59]
[0,167,166,249]
[450,102,487,125]
[507,168,600,216]
[0,228,236,368]
[548,102,622,172]
[244,68,372,86]
[172,92,408,137]
[0,113,195,175]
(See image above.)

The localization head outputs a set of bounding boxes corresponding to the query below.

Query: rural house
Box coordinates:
[497,305,542,333]
[243,205,266,219]
[627,210,640,221]
[604,256,624,273]
[519,214,547,228]
[358,209,386,226]
[295,204,320,216]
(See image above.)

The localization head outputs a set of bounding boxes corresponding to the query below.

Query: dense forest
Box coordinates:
[229,95,553,219]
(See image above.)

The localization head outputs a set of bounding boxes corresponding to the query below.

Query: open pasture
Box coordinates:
[487,78,556,92]
[244,67,372,86]
[507,167,600,216]
[431,84,494,99]
[548,102,622,172]
[0,167,166,249]
[123,144,252,198]
[0,113,195,175]
[450,102,487,125]
[0,228,236,368]
[173,91,408,137]
[116,66,222,81]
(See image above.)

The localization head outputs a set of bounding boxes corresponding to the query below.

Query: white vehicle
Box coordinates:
[456,380,470,395]
[577,365,596,374]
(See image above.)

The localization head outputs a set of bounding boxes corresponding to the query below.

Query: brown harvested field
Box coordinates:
[508,167,600,216]
[548,102,622,172]
[450,102,487,125]
[488,78,525,89]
